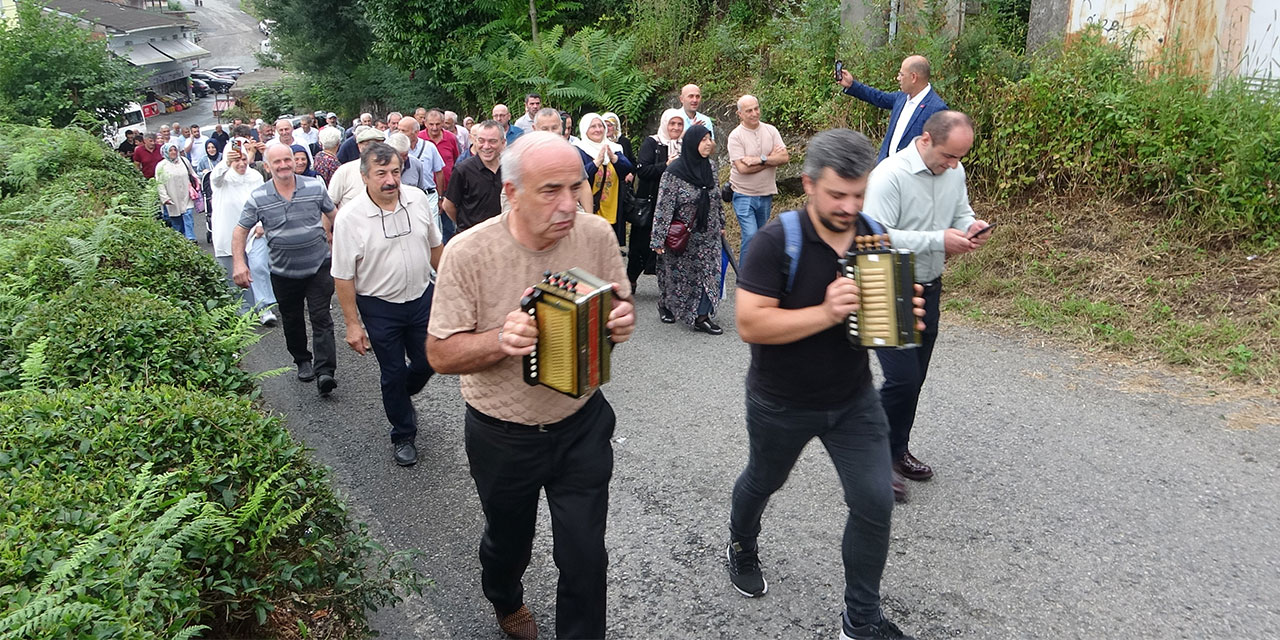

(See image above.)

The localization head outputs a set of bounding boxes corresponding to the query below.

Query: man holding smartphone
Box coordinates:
[839,56,948,163]
[862,111,991,502]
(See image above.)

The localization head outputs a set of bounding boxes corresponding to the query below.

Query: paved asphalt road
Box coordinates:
[218,219,1279,639]
[161,0,263,130]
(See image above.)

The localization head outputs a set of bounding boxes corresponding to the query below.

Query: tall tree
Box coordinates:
[252,0,371,77]
[0,4,145,128]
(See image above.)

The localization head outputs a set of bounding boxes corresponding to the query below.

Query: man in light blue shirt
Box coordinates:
[680,83,714,139]
[862,110,991,501]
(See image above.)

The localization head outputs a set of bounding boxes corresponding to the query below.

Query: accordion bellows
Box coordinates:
[840,234,921,349]
[521,268,614,398]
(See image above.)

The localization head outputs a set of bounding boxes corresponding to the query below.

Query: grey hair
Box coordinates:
[387,111,403,120]
[318,126,342,150]
[535,107,560,120]
[385,131,411,154]
[922,110,975,145]
[360,142,402,176]
[399,116,420,133]
[274,117,292,128]
[501,131,577,189]
[425,108,444,118]
[143,132,157,141]
[802,129,876,181]
[443,110,458,122]
[476,119,504,137]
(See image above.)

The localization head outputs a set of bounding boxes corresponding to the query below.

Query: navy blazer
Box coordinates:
[843,82,948,161]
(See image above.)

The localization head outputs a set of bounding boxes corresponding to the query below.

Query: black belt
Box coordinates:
[426,188,436,194]
[919,277,942,290]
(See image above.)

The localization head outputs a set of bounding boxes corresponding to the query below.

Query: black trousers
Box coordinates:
[270,260,336,376]
[875,278,942,459]
[626,220,656,284]
[464,392,615,639]
[356,285,434,444]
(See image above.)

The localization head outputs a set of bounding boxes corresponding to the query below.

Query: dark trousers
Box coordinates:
[875,278,942,459]
[729,383,894,623]
[464,392,615,639]
[356,285,435,444]
[270,260,336,376]
[626,220,656,283]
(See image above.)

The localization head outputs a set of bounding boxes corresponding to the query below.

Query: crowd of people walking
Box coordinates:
[118,56,996,640]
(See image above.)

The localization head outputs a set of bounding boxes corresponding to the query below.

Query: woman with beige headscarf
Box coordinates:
[628,108,685,291]
[574,112,633,240]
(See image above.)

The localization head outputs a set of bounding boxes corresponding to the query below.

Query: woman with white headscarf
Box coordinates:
[629,108,685,291]
[574,112,633,239]
[155,142,199,242]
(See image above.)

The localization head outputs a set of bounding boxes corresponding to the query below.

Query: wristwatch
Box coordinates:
[759,153,768,164]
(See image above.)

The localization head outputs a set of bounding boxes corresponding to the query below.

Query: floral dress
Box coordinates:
[313,151,341,185]
[649,161,724,325]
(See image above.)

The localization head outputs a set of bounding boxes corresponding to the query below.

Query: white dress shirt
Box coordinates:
[887,84,932,158]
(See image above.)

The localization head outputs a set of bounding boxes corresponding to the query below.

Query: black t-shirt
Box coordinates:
[445,156,503,232]
[737,207,876,409]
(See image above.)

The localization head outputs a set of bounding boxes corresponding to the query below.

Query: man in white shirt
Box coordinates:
[295,114,320,147]
[331,141,443,467]
[184,123,208,166]
[862,110,991,501]
[210,141,276,326]
[266,118,312,162]
[513,93,540,132]
[840,55,948,162]
[328,128,387,209]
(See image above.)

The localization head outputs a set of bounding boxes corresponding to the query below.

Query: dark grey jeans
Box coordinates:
[729,382,895,624]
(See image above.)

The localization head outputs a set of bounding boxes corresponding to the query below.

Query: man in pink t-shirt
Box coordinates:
[419,108,461,192]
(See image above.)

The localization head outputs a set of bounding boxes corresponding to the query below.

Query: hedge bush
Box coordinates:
[0,386,424,637]
[0,124,425,637]
[0,215,232,311]
[2,281,256,394]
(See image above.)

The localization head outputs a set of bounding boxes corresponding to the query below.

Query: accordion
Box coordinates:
[838,234,921,349]
[520,268,614,398]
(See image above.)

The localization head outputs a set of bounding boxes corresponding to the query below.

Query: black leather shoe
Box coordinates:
[393,441,417,467]
[317,374,337,397]
[892,471,908,503]
[694,317,723,335]
[659,306,675,323]
[296,361,315,382]
[894,451,934,481]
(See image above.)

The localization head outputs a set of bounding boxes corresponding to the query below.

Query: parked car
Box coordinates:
[190,71,233,92]
[191,77,211,98]
[191,70,234,84]
[206,65,244,78]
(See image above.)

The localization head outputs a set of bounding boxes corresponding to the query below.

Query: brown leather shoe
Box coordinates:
[892,471,908,503]
[894,451,934,481]
[496,605,537,640]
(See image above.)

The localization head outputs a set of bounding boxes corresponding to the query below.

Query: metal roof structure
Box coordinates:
[39,0,190,34]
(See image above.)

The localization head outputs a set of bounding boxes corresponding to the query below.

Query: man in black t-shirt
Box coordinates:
[441,120,506,239]
[726,129,924,640]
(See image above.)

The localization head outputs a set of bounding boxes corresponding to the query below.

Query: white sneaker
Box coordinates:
[259,310,278,327]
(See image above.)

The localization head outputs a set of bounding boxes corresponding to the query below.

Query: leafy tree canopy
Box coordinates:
[0,3,145,127]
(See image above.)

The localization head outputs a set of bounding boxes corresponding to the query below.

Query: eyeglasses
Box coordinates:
[380,197,412,239]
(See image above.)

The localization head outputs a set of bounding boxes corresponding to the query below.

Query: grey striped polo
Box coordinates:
[238,175,336,279]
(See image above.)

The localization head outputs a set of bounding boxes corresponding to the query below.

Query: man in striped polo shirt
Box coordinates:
[233,144,340,396]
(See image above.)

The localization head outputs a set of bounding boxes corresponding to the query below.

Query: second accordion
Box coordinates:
[520,268,613,398]
[838,234,921,349]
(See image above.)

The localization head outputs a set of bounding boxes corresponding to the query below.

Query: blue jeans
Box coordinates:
[876,278,942,460]
[732,193,773,263]
[729,383,894,623]
[215,239,277,315]
[166,206,196,241]
[356,286,435,444]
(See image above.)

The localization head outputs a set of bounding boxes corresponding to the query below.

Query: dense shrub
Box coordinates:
[0,124,136,196]
[0,386,424,637]
[0,168,156,230]
[1,281,256,394]
[0,215,232,311]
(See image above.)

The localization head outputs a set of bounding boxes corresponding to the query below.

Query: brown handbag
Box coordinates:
[664,217,690,254]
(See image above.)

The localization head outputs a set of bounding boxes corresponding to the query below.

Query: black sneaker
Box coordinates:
[296,361,315,382]
[840,612,915,640]
[659,306,675,324]
[725,541,767,597]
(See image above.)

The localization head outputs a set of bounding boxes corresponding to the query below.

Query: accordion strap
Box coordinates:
[779,210,890,296]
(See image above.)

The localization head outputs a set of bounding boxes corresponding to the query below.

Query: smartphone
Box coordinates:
[968,223,997,239]
[834,60,844,82]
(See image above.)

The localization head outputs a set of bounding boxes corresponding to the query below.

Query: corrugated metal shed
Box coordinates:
[1064,0,1279,81]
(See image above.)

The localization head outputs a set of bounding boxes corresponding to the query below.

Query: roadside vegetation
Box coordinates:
[0,124,425,638]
